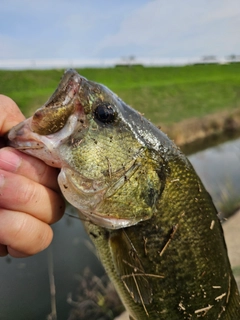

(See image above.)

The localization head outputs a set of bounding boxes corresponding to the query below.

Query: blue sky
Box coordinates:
[0,0,240,60]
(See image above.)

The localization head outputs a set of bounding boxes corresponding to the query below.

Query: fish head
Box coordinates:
[8,69,163,229]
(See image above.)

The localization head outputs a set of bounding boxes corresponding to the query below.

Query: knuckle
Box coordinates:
[12,217,52,255]
[18,181,39,205]
[11,214,28,240]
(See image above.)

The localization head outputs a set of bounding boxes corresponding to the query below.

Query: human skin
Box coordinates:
[0,95,65,258]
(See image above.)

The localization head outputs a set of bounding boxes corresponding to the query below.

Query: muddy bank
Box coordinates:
[161,107,240,154]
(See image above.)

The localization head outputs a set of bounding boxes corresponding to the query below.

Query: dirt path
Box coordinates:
[161,108,240,151]
[223,209,240,288]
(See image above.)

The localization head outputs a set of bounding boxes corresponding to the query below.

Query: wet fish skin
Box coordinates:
[8,69,240,319]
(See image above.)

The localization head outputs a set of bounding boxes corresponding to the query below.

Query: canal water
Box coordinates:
[189,137,240,217]
[1,138,240,320]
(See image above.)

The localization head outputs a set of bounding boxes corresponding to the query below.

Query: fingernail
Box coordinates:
[0,149,22,172]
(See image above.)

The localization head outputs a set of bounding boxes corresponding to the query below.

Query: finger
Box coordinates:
[0,243,8,257]
[0,208,53,257]
[0,170,65,224]
[7,247,30,258]
[0,95,25,134]
[0,147,60,192]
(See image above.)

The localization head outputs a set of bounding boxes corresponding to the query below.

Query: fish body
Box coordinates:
[8,70,240,319]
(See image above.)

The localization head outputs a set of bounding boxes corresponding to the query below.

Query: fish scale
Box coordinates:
[8,69,240,319]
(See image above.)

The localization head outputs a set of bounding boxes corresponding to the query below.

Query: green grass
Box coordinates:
[1,64,240,124]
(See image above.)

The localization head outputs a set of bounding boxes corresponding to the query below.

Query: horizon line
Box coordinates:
[0,56,239,70]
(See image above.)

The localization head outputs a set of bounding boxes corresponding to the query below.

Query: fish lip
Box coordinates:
[7,118,63,167]
[7,119,41,146]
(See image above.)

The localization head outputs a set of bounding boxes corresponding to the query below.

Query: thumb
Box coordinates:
[0,95,25,135]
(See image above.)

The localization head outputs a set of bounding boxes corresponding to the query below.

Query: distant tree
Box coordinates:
[202,55,217,61]
[228,54,236,61]
[119,55,136,67]
[129,55,136,63]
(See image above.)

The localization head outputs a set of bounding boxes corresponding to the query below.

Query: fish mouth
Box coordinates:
[43,69,81,109]
[31,69,82,135]
[8,120,45,150]
[7,69,86,167]
[7,120,63,167]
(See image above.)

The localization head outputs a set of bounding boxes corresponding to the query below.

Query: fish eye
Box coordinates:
[94,103,116,123]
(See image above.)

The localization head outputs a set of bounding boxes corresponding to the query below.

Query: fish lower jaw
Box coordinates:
[13,141,46,153]
[79,209,137,230]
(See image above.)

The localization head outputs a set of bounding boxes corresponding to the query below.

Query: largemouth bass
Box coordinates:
[8,69,240,319]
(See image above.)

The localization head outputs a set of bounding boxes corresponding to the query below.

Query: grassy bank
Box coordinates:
[0,64,240,125]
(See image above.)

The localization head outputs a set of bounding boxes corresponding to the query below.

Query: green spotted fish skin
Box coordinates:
[8,70,240,319]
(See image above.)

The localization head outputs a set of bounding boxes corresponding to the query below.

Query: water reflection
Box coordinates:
[0,213,104,320]
[189,137,240,217]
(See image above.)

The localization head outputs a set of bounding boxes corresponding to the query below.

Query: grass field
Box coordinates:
[0,64,240,125]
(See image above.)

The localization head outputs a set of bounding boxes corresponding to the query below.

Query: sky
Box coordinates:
[0,0,240,61]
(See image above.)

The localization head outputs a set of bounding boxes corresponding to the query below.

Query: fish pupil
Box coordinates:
[94,103,115,123]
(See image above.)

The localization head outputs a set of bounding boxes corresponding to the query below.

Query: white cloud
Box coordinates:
[0,0,240,60]
[204,0,240,21]
[96,1,203,50]
[0,0,139,59]
[96,0,240,58]
[0,35,25,59]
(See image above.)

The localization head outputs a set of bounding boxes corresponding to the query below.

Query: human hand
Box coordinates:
[0,95,65,258]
